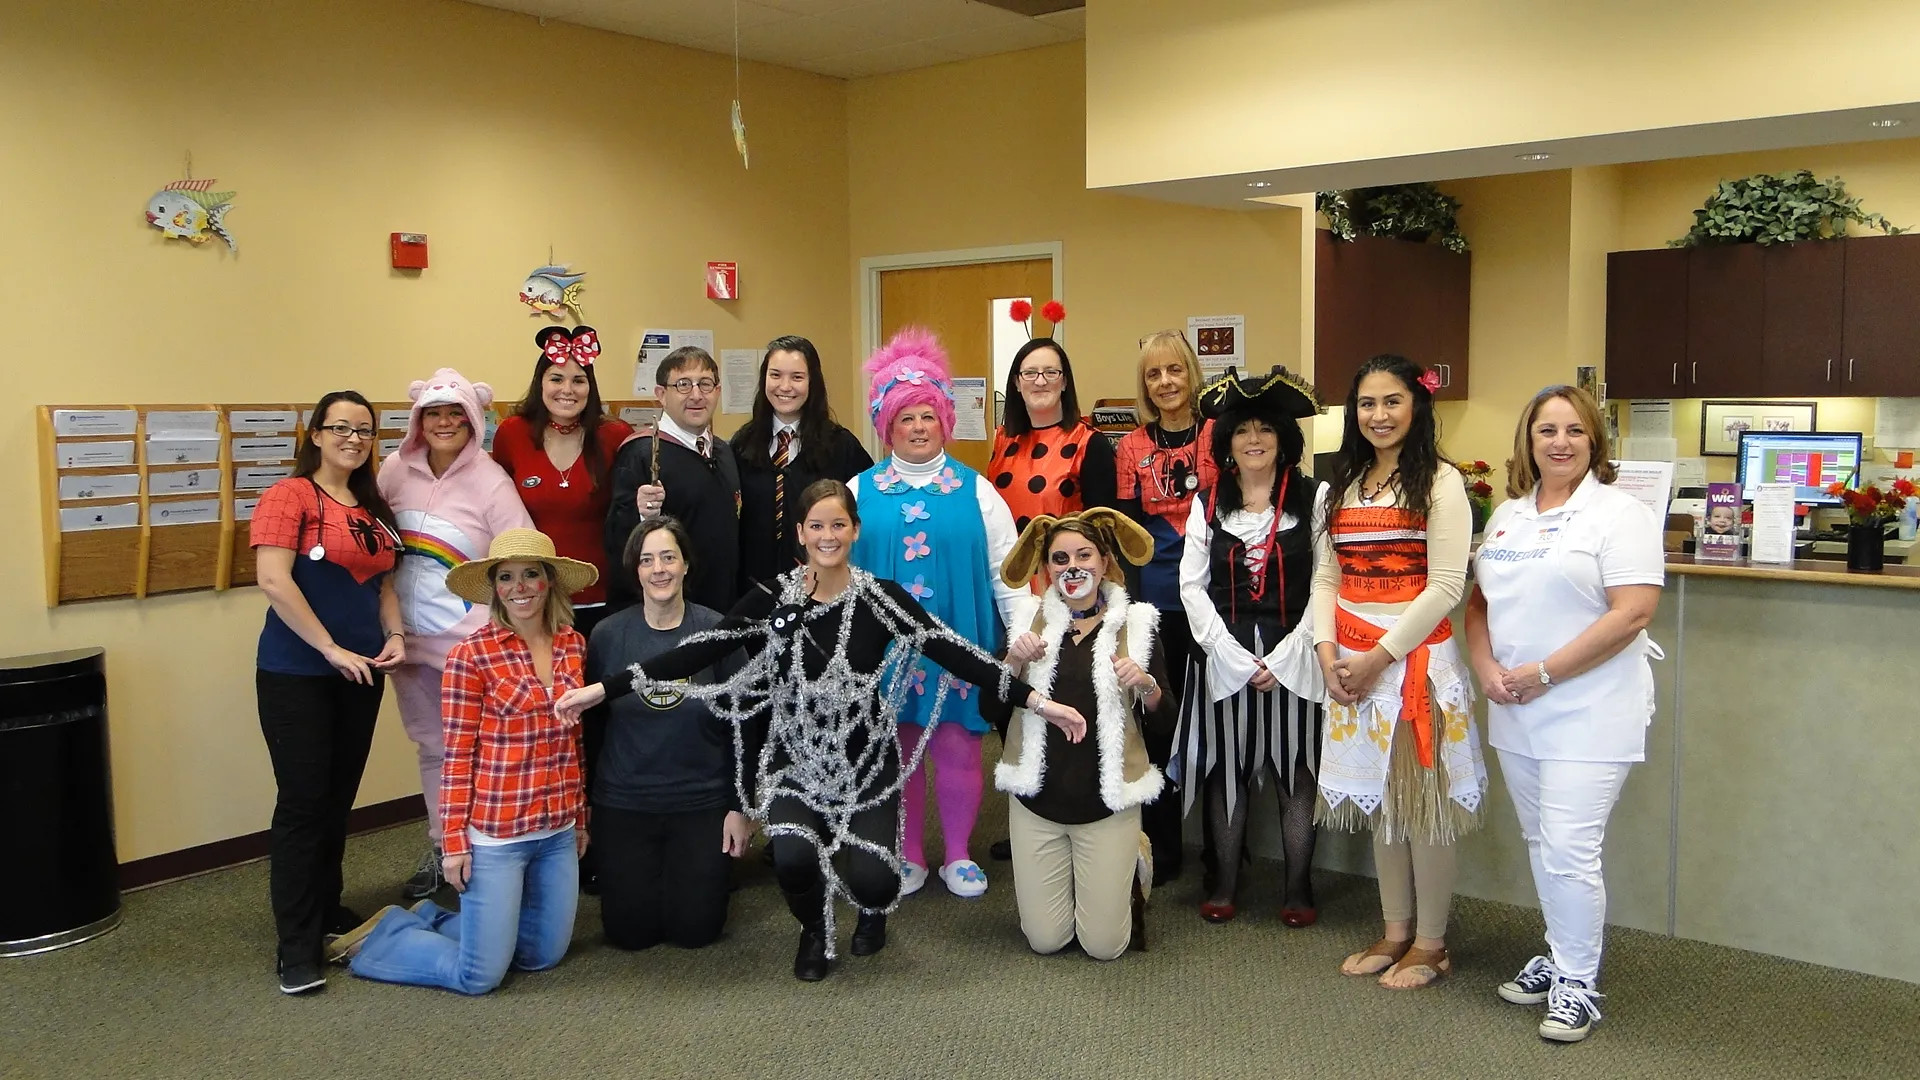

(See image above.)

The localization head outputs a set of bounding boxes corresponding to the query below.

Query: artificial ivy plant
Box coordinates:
[1671,170,1904,246]
[1317,183,1470,253]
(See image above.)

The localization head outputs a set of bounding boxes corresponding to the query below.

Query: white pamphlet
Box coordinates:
[1611,460,1675,534]
[1749,483,1798,565]
[146,410,219,437]
[150,498,220,526]
[59,503,139,532]
[52,410,137,436]
[147,437,219,465]
[57,441,135,469]
[149,468,221,495]
[59,473,140,500]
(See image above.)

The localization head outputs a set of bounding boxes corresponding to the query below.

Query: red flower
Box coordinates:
[1008,299,1032,323]
[1040,300,1067,324]
[1471,480,1493,497]
[1474,460,1489,471]
[1826,481,1846,496]
[1894,478,1916,499]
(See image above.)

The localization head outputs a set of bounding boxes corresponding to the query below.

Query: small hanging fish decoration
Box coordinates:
[146,178,236,251]
[520,264,586,320]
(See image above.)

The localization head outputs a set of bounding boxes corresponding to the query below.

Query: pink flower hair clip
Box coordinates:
[1418,368,1443,393]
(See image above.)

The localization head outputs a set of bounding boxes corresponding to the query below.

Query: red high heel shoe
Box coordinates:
[1199,899,1237,923]
[1279,905,1318,928]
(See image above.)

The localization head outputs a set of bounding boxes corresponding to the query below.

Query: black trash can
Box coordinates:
[1,648,120,956]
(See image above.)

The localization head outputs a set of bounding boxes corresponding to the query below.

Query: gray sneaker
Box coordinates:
[401,845,443,900]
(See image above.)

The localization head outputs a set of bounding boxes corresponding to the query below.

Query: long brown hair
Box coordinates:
[1504,385,1616,498]
[296,391,398,532]
[514,355,609,491]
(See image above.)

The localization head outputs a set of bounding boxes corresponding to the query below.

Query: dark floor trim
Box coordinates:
[119,795,426,891]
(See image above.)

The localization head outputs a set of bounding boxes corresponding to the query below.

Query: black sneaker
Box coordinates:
[278,962,326,995]
[402,845,443,901]
[1498,955,1555,1005]
[1539,977,1603,1042]
[326,905,365,936]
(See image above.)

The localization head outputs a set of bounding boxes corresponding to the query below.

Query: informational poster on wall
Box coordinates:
[1186,314,1245,382]
[1610,459,1675,536]
[1628,400,1674,439]
[951,377,989,442]
[634,329,716,394]
[719,349,759,414]
[1873,397,1920,449]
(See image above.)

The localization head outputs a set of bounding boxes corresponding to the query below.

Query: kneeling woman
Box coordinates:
[556,480,1087,981]
[990,509,1175,960]
[330,529,594,994]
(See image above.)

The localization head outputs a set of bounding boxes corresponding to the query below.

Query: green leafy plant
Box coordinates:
[1317,183,1469,253]
[1671,170,1904,247]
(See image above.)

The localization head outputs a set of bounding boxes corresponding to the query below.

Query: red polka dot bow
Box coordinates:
[538,325,600,367]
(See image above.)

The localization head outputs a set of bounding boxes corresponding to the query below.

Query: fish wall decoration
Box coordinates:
[146,178,236,251]
[520,264,586,320]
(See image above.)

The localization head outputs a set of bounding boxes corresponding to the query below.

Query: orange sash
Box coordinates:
[1335,607,1452,770]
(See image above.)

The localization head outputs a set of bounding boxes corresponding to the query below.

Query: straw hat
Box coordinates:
[444,528,598,606]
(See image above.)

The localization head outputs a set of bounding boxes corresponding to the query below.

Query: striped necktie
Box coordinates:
[772,429,794,547]
[695,434,709,458]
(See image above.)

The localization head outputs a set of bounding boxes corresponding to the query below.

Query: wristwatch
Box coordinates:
[1537,661,1553,687]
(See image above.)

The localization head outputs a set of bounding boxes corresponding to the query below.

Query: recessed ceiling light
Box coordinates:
[1246,180,1274,189]
[1870,118,1904,128]
[1515,152,1552,161]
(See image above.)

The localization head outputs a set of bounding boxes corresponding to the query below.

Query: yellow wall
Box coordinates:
[845,43,1305,412]
[4,0,850,861]
[1086,0,1920,189]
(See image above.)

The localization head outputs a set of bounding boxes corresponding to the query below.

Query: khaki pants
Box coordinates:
[1008,797,1139,961]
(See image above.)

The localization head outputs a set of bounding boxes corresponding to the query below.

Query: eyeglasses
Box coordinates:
[1138,329,1193,349]
[1018,368,1064,385]
[321,423,376,441]
[664,378,720,395]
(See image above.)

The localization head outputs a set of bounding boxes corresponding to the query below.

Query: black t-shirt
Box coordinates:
[586,604,742,814]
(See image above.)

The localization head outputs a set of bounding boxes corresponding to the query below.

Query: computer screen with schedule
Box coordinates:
[1735,431,1862,505]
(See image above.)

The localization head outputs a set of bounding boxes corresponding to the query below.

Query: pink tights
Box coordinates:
[897,723,984,869]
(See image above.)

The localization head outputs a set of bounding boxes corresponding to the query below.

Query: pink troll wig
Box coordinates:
[864,326,957,447]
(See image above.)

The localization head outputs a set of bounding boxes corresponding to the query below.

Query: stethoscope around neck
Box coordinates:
[304,477,400,561]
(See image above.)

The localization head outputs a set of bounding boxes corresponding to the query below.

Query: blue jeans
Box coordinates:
[349,829,578,994]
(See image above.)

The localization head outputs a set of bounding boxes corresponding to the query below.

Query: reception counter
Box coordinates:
[1297,554,1920,984]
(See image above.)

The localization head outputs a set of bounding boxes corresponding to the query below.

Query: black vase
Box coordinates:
[1846,522,1886,573]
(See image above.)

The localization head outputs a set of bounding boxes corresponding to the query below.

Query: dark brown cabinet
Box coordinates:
[1315,231,1471,401]
[1605,234,1920,399]
[1841,234,1920,396]
[1605,248,1690,398]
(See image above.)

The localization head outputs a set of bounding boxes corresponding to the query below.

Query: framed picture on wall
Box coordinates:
[1699,399,1818,456]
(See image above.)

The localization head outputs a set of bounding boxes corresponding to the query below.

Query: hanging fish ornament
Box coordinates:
[519,264,587,320]
[145,178,236,251]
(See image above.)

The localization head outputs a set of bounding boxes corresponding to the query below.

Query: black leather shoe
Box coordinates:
[793,929,830,982]
[989,838,1013,861]
[850,912,887,956]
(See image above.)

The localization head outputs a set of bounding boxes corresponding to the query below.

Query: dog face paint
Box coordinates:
[1046,531,1108,604]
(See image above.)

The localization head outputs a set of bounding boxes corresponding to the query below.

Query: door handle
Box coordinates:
[1849,357,1856,382]
[1671,362,1678,386]
[1827,358,1834,382]
[1438,363,1451,388]
[1691,361,1698,384]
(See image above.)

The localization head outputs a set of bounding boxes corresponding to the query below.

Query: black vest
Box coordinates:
[1205,497,1312,651]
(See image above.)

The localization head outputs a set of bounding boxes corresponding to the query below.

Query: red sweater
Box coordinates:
[491,415,634,607]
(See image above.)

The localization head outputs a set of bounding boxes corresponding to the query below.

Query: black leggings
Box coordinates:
[256,670,383,971]
[768,793,901,927]
[593,805,733,949]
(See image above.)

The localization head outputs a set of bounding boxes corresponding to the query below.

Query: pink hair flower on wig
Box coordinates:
[864,326,957,447]
[1418,367,1443,393]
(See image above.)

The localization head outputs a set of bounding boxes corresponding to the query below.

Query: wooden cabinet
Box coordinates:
[1761,240,1845,397]
[1605,248,1690,398]
[1315,230,1471,401]
[1841,234,1920,397]
[1685,244,1765,398]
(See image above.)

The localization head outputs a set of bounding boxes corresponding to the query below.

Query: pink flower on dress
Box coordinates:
[952,681,972,700]
[903,532,931,560]
[873,465,903,493]
[934,467,963,495]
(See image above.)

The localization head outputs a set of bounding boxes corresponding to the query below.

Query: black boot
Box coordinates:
[850,911,887,956]
[793,927,830,981]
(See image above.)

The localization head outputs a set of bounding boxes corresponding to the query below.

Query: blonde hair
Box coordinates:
[485,560,577,636]
[1504,386,1617,498]
[1135,330,1199,425]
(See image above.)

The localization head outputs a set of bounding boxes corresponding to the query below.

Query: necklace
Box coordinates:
[1359,467,1400,506]
[548,419,581,435]
[1142,423,1201,493]
[557,460,576,489]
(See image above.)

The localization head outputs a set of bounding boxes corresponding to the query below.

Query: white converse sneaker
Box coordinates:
[939,860,988,898]
[1539,977,1604,1042]
[1498,955,1556,1005]
[900,861,929,896]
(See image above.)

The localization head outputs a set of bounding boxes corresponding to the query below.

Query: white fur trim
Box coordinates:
[993,581,1166,811]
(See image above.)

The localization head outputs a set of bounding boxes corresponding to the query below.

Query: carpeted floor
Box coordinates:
[4,800,1915,1080]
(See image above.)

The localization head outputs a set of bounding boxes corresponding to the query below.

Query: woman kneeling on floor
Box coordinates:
[329,529,595,994]
[988,509,1175,960]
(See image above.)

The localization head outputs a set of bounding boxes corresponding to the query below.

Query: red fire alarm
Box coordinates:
[391,232,429,270]
[706,261,738,300]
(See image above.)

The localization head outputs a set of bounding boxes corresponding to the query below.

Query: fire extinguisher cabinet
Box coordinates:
[0,647,121,956]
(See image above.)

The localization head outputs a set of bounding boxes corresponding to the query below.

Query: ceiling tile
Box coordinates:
[929,18,1067,59]
[1034,6,1084,37]
[820,0,1030,41]
[755,0,873,14]
[733,13,893,61]
[814,39,968,78]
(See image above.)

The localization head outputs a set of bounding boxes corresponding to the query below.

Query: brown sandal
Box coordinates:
[1341,937,1412,976]
[1379,944,1451,989]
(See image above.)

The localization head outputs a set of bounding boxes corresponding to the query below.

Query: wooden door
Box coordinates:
[1686,244,1765,397]
[1605,248,1689,399]
[1842,234,1920,397]
[1762,241,1845,397]
[879,258,1055,473]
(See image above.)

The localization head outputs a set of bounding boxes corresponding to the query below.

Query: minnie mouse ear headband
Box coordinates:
[536,325,600,367]
[864,327,957,444]
[1008,299,1066,340]
[1197,366,1323,423]
[1000,508,1155,589]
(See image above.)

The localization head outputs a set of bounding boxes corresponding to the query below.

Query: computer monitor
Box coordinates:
[1735,430,1863,505]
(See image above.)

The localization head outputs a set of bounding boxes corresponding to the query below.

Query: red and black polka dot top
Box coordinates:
[989,420,1116,533]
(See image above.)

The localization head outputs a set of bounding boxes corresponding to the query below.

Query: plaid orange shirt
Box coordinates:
[438,621,588,858]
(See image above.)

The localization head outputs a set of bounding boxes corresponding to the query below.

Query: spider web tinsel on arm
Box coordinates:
[625,568,1012,956]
